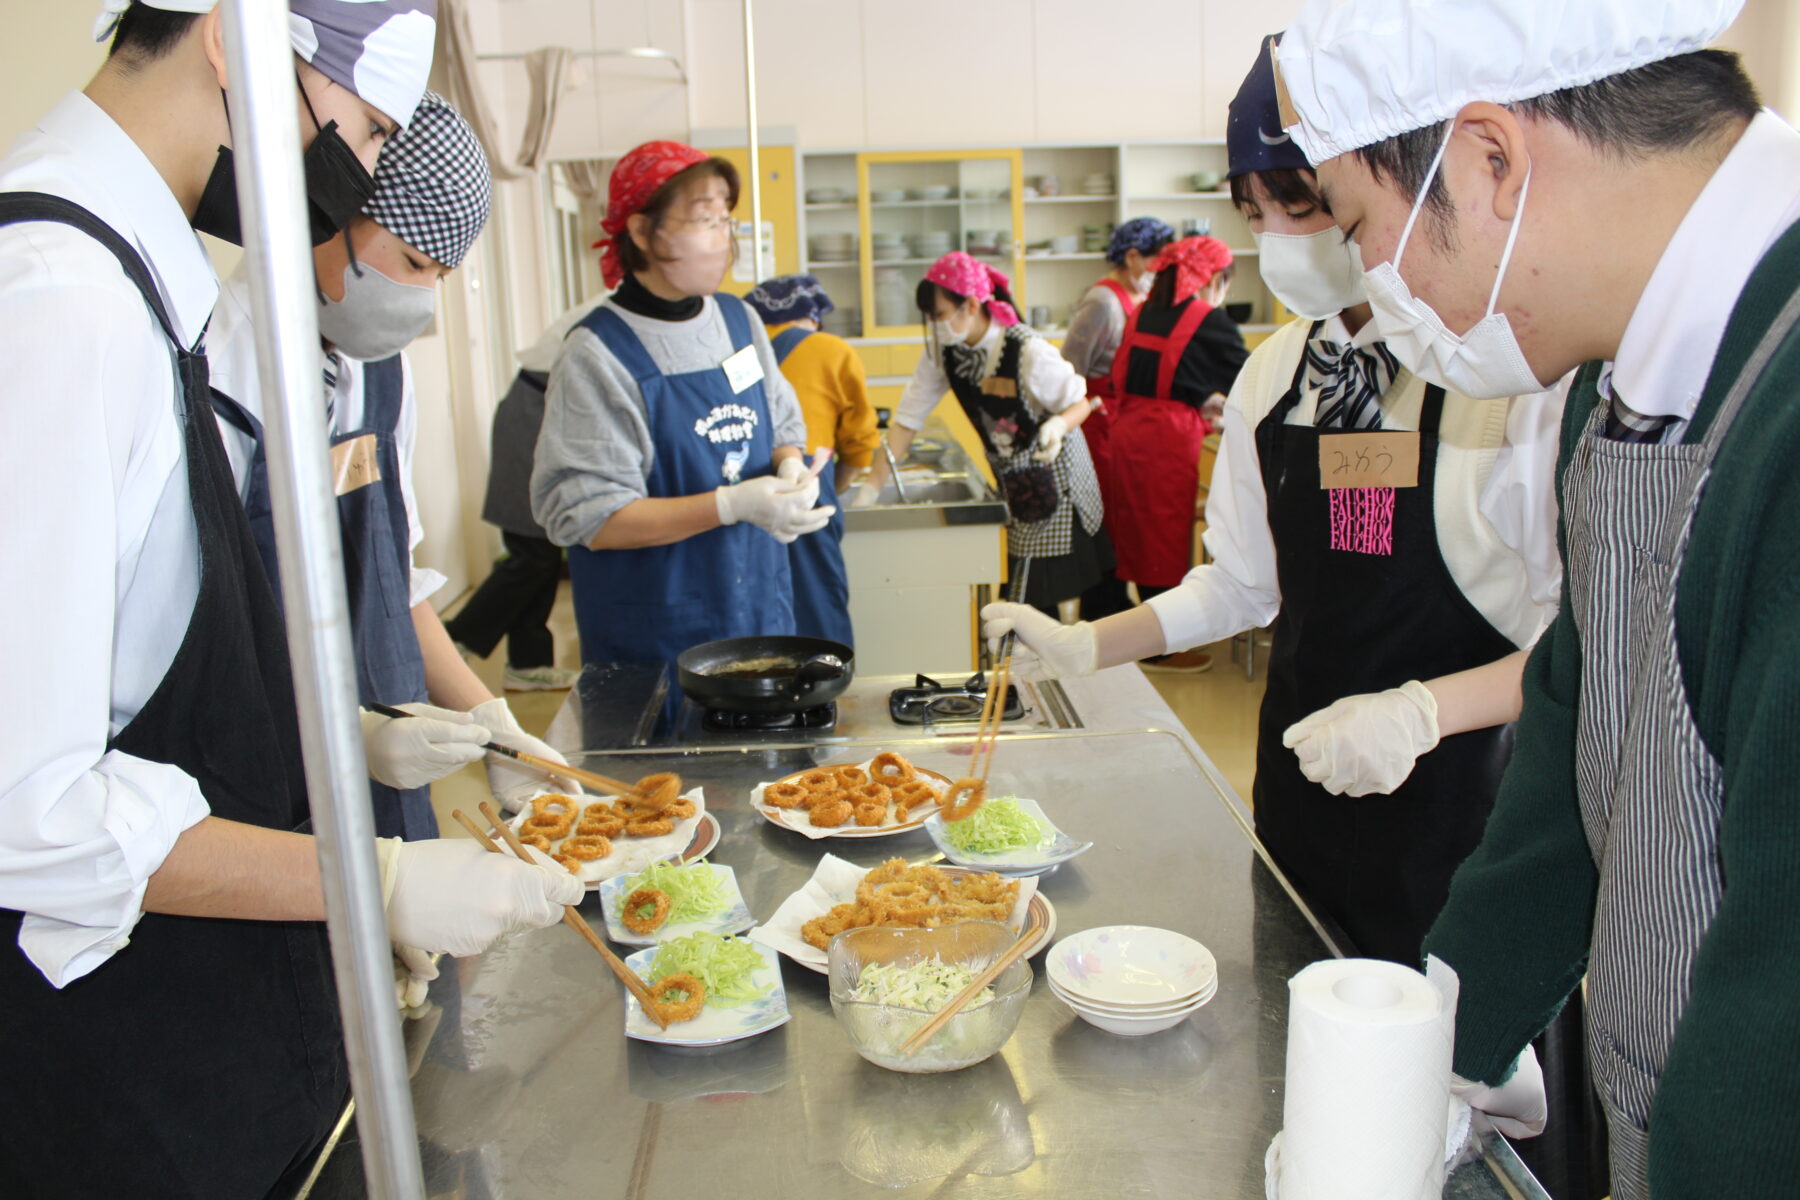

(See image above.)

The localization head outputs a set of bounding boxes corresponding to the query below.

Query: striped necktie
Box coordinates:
[1601,387,1679,444]
[1306,337,1401,430]
[322,352,339,434]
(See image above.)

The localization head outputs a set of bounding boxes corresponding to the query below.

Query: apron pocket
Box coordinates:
[1001,463,1060,523]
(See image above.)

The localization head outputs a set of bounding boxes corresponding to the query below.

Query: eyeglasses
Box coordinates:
[669,210,736,233]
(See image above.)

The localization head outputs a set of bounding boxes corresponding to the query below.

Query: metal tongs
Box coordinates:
[878,432,911,504]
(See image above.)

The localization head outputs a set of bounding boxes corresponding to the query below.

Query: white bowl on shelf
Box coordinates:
[806,186,849,204]
[871,188,908,204]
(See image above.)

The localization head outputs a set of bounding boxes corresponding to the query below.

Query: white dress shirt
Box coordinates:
[209,266,445,606]
[0,93,218,986]
[1600,111,1800,423]
[894,321,1088,432]
[1149,315,1565,655]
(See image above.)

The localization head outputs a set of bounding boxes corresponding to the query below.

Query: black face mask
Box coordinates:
[192,83,376,248]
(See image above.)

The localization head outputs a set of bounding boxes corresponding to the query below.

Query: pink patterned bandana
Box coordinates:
[924,251,1020,327]
[1153,235,1235,305]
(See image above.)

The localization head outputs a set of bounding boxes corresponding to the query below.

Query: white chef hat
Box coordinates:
[94,1,436,129]
[1275,0,1746,164]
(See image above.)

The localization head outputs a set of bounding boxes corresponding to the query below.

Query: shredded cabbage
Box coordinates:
[624,859,729,924]
[648,932,772,1008]
[942,798,1050,855]
[847,957,994,1013]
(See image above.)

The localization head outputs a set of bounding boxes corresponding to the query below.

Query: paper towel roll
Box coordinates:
[1277,957,1459,1200]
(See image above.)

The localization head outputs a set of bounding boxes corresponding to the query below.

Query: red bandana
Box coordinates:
[1153,236,1235,305]
[923,251,1020,326]
[595,140,710,288]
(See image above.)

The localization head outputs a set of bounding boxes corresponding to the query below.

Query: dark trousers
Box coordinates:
[444,531,563,668]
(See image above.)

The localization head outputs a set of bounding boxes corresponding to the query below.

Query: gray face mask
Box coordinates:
[316,260,437,361]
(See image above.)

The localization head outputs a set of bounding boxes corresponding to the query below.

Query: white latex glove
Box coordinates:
[359,703,490,790]
[394,944,436,1011]
[980,601,1099,683]
[850,480,883,508]
[1281,680,1440,797]
[715,474,833,543]
[1454,1044,1548,1139]
[379,837,581,958]
[469,698,584,811]
[1032,414,1068,463]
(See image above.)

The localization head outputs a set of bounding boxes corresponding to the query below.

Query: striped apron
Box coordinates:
[1562,293,1800,1198]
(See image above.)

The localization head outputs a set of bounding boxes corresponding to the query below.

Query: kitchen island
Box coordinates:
[301,669,1549,1199]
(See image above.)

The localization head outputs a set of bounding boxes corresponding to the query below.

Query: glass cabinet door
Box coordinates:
[857,150,1024,337]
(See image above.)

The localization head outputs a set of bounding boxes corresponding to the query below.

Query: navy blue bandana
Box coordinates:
[1106,217,1175,267]
[744,273,835,326]
[1227,33,1312,181]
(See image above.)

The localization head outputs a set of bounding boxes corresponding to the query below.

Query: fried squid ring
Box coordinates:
[797,770,839,794]
[622,888,672,935]
[832,765,871,788]
[940,777,987,823]
[809,798,853,828]
[869,752,915,783]
[764,782,808,809]
[853,802,887,827]
[552,853,583,874]
[561,834,611,862]
[578,814,625,839]
[624,815,675,838]
[661,797,696,819]
[648,972,706,1023]
[583,800,620,820]
[892,780,938,811]
[864,857,909,886]
[520,833,553,853]
[850,782,892,808]
[534,794,580,820]
[631,773,680,812]
[522,812,574,839]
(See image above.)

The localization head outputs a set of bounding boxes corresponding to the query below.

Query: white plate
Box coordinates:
[598,863,755,945]
[1047,925,1217,1007]
[1048,972,1217,1015]
[923,797,1093,875]
[751,759,952,840]
[749,853,1055,974]
[622,940,791,1047]
[508,789,716,891]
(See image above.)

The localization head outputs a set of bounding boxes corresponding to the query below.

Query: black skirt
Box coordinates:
[1009,519,1114,614]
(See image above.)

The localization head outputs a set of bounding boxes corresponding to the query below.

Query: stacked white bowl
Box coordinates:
[1046,925,1218,1036]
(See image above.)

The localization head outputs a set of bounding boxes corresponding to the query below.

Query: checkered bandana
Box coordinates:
[362,92,491,269]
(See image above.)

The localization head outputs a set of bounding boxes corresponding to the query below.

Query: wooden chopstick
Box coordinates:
[896,915,1043,1056]
[459,803,669,1028]
[970,653,1011,784]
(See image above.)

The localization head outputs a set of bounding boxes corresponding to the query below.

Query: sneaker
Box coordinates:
[503,664,580,692]
[1140,650,1214,674]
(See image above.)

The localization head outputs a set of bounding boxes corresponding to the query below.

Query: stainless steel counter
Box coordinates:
[305,673,1548,1199]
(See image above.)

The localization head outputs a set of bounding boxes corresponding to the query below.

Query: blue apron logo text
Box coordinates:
[695,404,760,445]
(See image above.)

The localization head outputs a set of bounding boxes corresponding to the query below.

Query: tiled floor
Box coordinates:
[430,584,1269,832]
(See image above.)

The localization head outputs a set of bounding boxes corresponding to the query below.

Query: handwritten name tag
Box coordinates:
[1318,431,1420,490]
[331,433,382,496]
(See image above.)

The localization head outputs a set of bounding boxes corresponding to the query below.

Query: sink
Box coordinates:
[880,479,975,505]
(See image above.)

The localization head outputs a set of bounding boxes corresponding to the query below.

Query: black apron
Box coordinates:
[0,195,345,1197]
[214,357,434,839]
[1252,332,1517,965]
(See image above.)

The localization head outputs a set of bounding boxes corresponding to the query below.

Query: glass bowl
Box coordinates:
[828,921,1032,1074]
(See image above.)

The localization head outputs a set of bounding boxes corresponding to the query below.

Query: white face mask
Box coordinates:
[1256,228,1368,319]
[932,309,977,346]
[1132,270,1155,294]
[656,222,732,296]
[316,260,436,362]
[1356,121,1543,400]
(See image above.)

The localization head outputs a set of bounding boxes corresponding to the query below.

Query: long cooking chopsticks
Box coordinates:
[970,556,1032,783]
[454,803,668,1028]
[896,914,1044,1056]
[367,701,640,797]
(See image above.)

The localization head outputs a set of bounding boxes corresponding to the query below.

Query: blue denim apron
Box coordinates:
[211,354,434,840]
[770,326,853,647]
[566,296,794,677]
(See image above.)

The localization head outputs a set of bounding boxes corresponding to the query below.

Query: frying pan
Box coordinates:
[677,635,855,714]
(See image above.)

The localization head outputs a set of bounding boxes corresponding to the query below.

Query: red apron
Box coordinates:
[1106,296,1217,588]
[1080,277,1140,517]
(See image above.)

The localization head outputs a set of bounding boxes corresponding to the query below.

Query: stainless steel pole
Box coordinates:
[217,3,425,1197]
[742,0,764,278]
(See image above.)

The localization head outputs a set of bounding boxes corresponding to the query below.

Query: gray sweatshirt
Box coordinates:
[531,294,807,549]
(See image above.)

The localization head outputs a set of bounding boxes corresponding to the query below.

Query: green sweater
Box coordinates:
[1422,217,1800,1195]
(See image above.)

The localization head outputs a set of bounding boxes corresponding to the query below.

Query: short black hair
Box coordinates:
[1229,168,1326,219]
[108,3,201,63]
[1355,49,1760,246]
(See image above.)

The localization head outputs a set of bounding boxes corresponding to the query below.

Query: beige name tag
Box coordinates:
[980,377,1018,399]
[1318,431,1420,490]
[331,433,382,496]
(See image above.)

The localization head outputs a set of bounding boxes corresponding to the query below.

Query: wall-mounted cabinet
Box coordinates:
[797,140,1276,346]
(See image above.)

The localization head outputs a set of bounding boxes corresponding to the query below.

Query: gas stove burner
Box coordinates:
[889,672,1025,726]
[701,703,838,733]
